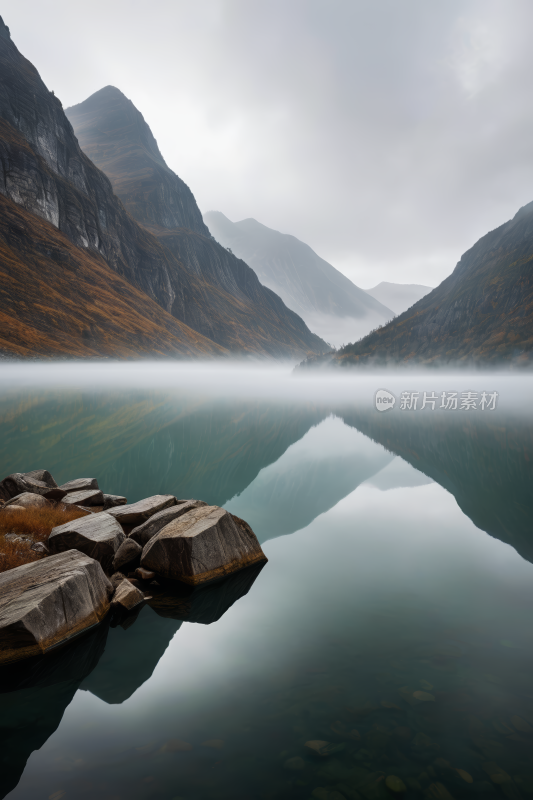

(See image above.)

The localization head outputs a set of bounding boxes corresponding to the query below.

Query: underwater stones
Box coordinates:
[0,549,112,664]
[112,538,142,573]
[111,578,144,612]
[425,783,454,799]
[62,489,104,506]
[4,492,52,509]
[59,478,99,493]
[305,740,345,757]
[0,472,66,502]
[107,495,177,525]
[48,512,125,571]
[413,691,435,702]
[128,500,206,547]
[385,775,406,793]
[140,505,267,585]
[102,494,127,510]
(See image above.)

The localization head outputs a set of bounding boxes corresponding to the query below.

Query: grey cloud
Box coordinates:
[4,0,533,287]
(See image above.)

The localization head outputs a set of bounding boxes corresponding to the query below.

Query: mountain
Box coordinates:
[0,21,326,360]
[203,211,393,347]
[65,86,327,357]
[0,192,225,359]
[321,202,533,367]
[365,282,433,315]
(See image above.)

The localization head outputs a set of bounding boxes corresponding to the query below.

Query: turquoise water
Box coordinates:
[1,364,533,800]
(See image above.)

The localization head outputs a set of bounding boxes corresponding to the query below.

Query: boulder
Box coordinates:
[140,505,267,585]
[22,469,58,488]
[111,578,145,612]
[107,495,177,526]
[0,472,66,502]
[48,512,125,571]
[129,500,207,547]
[0,549,112,664]
[4,492,52,509]
[59,478,99,493]
[112,538,142,574]
[110,571,127,590]
[61,489,104,507]
[103,494,127,510]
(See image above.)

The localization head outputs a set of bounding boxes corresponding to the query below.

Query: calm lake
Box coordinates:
[1,363,533,800]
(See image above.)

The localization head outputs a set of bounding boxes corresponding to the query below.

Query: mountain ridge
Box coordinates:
[65,86,327,356]
[299,201,533,367]
[203,210,394,347]
[0,19,326,359]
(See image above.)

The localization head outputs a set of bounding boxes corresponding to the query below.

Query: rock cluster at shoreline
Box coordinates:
[0,469,267,664]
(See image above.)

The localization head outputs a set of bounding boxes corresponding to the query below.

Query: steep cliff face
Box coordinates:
[0,19,326,358]
[65,87,327,354]
[204,211,394,347]
[65,86,209,235]
[0,192,226,359]
[331,202,533,366]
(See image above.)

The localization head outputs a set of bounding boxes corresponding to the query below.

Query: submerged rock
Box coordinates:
[385,776,406,793]
[129,500,206,547]
[0,550,112,664]
[140,505,267,585]
[48,512,125,571]
[4,492,52,509]
[59,478,99,493]
[103,494,128,510]
[62,489,104,507]
[107,495,177,525]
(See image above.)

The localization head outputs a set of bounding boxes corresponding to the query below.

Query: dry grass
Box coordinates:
[0,504,89,574]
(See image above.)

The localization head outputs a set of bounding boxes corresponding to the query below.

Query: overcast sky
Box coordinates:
[4,0,533,288]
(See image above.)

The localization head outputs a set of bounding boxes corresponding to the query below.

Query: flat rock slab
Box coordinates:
[129,500,206,547]
[107,495,177,526]
[0,473,66,502]
[111,578,145,611]
[59,478,99,493]
[62,489,104,507]
[48,512,125,570]
[141,505,267,585]
[0,549,112,664]
[4,492,52,509]
[103,494,127,510]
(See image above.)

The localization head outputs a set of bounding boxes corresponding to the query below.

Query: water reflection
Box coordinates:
[1,368,533,799]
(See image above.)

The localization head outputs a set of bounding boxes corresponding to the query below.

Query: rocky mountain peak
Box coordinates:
[0,16,10,39]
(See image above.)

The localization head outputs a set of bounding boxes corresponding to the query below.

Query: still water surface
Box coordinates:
[1,364,533,800]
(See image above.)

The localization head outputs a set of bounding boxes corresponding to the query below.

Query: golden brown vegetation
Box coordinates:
[0,504,88,573]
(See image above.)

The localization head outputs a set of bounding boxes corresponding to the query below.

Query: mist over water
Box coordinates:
[1,362,533,800]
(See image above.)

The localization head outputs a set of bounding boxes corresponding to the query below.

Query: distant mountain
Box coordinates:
[65,87,327,357]
[365,282,433,316]
[203,211,393,347]
[300,202,533,367]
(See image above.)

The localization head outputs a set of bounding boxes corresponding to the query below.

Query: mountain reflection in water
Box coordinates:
[0,367,532,800]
